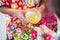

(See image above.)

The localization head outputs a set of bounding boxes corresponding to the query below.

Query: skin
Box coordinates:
[0,4,45,23]
[0,7,29,23]
[34,27,45,40]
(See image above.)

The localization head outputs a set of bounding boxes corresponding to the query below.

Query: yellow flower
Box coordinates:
[27,23,32,28]
[23,6,27,10]
[26,8,41,24]
[14,37,20,40]
[11,3,18,9]
[28,15,38,23]
[19,2,23,5]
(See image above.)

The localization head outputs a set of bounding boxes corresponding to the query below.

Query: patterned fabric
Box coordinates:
[0,0,57,40]
[42,9,57,30]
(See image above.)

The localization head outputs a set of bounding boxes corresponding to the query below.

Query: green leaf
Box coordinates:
[23,29,29,35]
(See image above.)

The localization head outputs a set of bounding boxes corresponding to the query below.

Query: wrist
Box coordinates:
[37,31,44,34]
[48,30,56,36]
[10,9,19,16]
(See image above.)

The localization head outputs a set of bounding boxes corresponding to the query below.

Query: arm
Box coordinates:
[0,7,19,15]
[0,7,28,23]
[37,0,46,13]
[38,4,45,13]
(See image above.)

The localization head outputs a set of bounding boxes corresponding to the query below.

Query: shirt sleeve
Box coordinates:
[0,12,7,40]
[51,31,60,40]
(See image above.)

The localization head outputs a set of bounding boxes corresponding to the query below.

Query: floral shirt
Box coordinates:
[0,0,58,40]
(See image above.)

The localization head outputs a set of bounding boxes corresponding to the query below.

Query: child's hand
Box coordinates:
[37,4,45,13]
[0,7,29,24]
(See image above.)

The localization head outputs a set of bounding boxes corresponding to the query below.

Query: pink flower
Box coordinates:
[30,30,37,36]
[39,19,46,24]
[48,26,53,30]
[44,34,51,40]
[30,36,34,40]
[25,25,29,30]
[19,21,22,24]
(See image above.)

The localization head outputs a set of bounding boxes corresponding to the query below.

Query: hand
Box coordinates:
[0,7,29,24]
[40,24,55,35]
[15,10,28,23]
[37,4,45,13]
[34,27,44,34]
[34,26,44,40]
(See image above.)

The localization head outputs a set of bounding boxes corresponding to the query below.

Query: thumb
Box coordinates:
[37,4,45,13]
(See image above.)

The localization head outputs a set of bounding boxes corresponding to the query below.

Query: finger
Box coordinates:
[40,25,47,29]
[34,27,39,30]
[37,4,45,13]
[19,14,29,24]
[34,27,42,31]
[40,25,50,33]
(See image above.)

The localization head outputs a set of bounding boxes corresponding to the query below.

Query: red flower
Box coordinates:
[48,26,53,30]
[30,30,37,35]
[30,30,37,40]
[19,21,22,24]
[39,19,46,24]
[30,36,34,40]
[44,34,51,40]
[25,25,29,30]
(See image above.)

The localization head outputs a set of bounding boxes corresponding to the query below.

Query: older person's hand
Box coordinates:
[40,24,55,35]
[34,26,44,34]
[34,26,44,40]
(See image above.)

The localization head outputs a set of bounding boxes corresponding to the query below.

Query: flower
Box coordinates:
[39,19,46,24]
[48,26,53,30]
[25,25,29,30]
[27,23,32,28]
[44,34,51,40]
[30,30,37,36]
[30,36,35,40]
[14,37,20,40]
